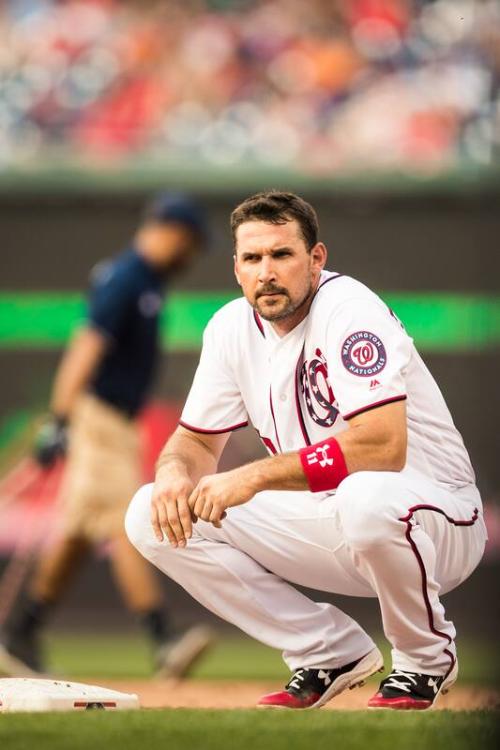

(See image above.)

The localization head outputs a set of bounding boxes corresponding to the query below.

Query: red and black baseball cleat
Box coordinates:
[368,663,458,710]
[257,646,383,709]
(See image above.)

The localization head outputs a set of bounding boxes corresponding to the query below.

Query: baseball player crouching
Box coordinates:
[126,191,487,710]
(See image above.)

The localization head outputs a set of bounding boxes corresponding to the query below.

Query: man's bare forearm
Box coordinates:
[234,453,306,494]
[156,430,219,485]
[230,426,400,496]
[231,402,408,496]
[50,327,107,418]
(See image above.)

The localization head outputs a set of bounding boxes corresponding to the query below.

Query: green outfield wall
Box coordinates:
[0,291,499,352]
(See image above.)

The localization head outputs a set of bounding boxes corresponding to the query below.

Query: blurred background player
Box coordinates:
[0,192,213,678]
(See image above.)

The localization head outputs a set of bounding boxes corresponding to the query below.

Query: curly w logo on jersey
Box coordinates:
[300,348,339,428]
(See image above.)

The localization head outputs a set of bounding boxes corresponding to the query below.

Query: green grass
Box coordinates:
[44,632,499,687]
[46,632,289,681]
[0,709,498,750]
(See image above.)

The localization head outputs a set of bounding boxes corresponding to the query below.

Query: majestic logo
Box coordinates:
[341,331,387,377]
[300,348,339,428]
[306,444,334,468]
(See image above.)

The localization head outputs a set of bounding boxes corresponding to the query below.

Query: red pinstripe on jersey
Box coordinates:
[343,394,407,420]
[399,504,480,678]
[179,419,248,434]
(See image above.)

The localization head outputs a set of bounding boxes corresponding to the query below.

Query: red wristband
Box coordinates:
[299,437,349,493]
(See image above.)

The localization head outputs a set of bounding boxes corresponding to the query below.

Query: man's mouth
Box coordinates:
[257,289,286,299]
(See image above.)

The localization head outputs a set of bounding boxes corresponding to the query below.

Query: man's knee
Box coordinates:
[336,471,407,551]
[125,483,156,555]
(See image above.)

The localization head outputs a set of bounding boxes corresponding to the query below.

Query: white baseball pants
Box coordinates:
[125,469,486,676]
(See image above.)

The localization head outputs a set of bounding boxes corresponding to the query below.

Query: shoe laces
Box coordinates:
[287,668,308,691]
[383,669,418,693]
[286,667,333,693]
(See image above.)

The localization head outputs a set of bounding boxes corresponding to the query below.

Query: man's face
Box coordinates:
[234,219,326,323]
[141,222,200,271]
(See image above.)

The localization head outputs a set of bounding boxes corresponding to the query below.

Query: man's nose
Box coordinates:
[258,256,277,283]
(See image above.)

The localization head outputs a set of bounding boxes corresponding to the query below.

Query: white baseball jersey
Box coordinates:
[180,270,475,491]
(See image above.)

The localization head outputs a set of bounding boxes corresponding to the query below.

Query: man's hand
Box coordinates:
[34,415,68,467]
[188,467,258,527]
[151,465,196,547]
[149,425,230,547]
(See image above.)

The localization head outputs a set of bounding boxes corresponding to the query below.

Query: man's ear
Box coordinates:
[311,242,327,270]
[233,254,242,286]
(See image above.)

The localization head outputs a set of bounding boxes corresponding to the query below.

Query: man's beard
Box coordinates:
[254,282,314,322]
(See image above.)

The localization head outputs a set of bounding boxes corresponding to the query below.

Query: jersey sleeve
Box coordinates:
[87,263,134,340]
[326,299,412,420]
[180,316,248,434]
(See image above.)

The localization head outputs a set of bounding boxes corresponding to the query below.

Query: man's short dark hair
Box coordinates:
[231,191,319,251]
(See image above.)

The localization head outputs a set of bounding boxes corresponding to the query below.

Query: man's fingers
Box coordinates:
[191,488,228,527]
[151,481,198,548]
[153,489,227,542]
[163,522,178,547]
[178,499,193,540]
[193,494,205,519]
[197,499,213,522]
[157,502,178,547]
[151,504,164,542]
[210,509,227,528]
[188,487,199,512]
[209,503,222,524]
[167,504,187,547]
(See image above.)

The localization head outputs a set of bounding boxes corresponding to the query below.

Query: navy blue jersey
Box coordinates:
[87,248,166,417]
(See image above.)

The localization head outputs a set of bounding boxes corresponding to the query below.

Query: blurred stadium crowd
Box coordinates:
[0,0,499,173]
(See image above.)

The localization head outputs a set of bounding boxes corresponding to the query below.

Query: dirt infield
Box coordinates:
[99,679,500,711]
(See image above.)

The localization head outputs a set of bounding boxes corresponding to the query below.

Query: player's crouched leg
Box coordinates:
[335,471,410,552]
[125,483,201,570]
[125,483,161,563]
[125,486,216,678]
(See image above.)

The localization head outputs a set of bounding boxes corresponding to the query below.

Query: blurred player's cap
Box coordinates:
[144,192,208,244]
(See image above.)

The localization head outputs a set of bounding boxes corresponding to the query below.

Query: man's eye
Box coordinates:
[274,251,291,258]
[244,255,260,262]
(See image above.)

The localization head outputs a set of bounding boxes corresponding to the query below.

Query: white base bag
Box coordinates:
[0,678,139,712]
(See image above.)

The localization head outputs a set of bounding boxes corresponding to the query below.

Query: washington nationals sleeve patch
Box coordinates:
[341,331,387,377]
